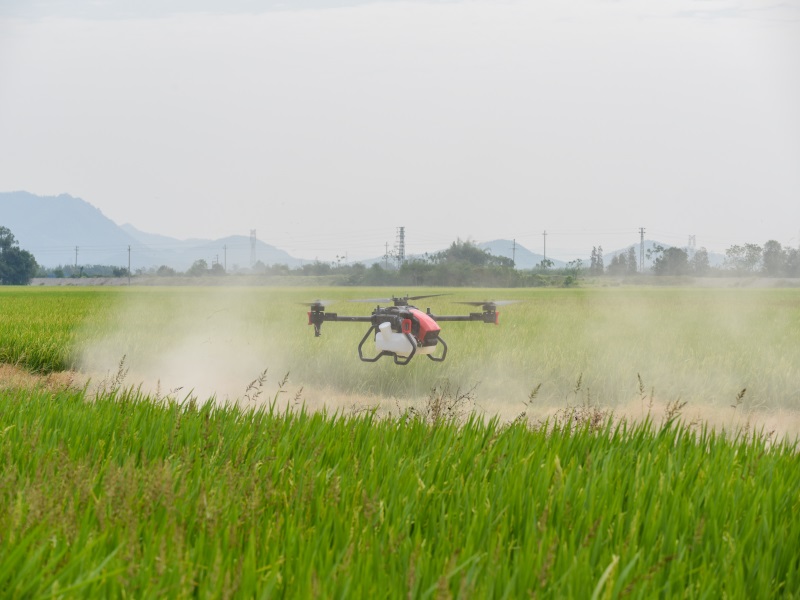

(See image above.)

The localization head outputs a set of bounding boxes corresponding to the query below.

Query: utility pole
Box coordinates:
[543,230,547,267]
[249,230,257,267]
[639,227,645,272]
[385,242,389,269]
[127,245,131,285]
[223,244,227,273]
[74,246,78,269]
[511,239,516,268]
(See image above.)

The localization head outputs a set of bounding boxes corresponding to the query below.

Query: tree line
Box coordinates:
[5,224,800,286]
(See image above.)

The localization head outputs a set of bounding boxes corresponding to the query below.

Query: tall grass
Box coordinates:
[0,385,798,597]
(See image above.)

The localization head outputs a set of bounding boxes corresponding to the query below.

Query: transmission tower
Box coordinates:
[395,226,405,267]
[250,230,257,267]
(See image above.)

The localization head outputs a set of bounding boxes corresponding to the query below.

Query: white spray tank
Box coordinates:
[374,321,416,357]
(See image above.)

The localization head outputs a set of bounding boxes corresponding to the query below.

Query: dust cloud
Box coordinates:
[73,285,800,439]
[77,288,293,403]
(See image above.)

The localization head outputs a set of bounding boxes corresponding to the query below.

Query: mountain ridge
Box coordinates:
[0,191,303,270]
[2,191,721,271]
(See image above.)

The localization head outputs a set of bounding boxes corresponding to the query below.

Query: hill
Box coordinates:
[0,191,303,270]
[477,239,567,269]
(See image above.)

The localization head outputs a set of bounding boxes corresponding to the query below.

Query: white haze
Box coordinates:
[71,286,800,439]
[77,288,294,403]
[1,0,799,260]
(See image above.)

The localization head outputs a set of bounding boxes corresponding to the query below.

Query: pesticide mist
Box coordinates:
[74,286,800,435]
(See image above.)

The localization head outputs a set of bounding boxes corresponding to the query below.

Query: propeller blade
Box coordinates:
[299,299,333,308]
[350,298,394,304]
[454,300,519,307]
[406,293,450,301]
[351,294,449,305]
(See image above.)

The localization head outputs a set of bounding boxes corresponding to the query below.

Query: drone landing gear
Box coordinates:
[426,336,447,362]
[356,325,448,365]
[357,325,418,365]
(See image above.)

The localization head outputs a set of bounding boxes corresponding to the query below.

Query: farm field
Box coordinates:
[1,285,799,597]
[1,285,799,429]
[1,384,799,597]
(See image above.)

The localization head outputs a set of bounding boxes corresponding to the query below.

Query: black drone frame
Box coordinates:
[306,295,502,365]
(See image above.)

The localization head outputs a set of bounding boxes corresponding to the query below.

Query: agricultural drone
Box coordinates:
[305,295,513,365]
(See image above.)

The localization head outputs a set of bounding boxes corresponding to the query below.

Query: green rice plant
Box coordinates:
[0,386,798,597]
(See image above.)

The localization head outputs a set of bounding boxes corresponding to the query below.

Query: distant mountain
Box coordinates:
[2,191,728,272]
[120,224,302,271]
[477,239,567,269]
[0,191,140,267]
[0,191,303,270]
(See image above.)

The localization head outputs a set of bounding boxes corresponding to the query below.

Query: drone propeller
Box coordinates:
[454,300,519,308]
[299,299,333,310]
[351,294,450,306]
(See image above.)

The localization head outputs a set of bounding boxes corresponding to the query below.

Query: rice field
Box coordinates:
[1,285,799,414]
[1,285,799,597]
[1,385,798,598]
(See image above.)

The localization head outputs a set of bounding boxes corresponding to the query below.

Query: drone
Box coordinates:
[305,294,514,365]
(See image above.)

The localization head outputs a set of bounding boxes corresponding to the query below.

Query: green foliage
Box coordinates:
[724,243,763,275]
[762,240,787,277]
[156,265,177,277]
[186,259,209,276]
[0,388,798,598]
[589,246,604,275]
[651,246,690,276]
[690,247,711,275]
[0,226,38,285]
[606,248,640,276]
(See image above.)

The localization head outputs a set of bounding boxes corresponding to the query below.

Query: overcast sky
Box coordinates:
[1,0,799,261]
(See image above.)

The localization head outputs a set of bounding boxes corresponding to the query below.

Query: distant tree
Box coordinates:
[652,246,689,276]
[691,247,710,276]
[187,259,209,276]
[428,239,513,268]
[762,240,786,277]
[724,243,762,275]
[0,226,38,285]
[589,246,604,275]
[156,265,177,277]
[537,258,554,271]
[786,248,800,278]
[210,262,226,276]
[398,259,432,285]
[566,258,583,275]
[626,247,638,275]
[606,252,628,276]
[446,239,491,265]
[299,261,332,276]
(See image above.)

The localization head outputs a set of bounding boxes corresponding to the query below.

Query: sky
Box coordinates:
[1,0,799,262]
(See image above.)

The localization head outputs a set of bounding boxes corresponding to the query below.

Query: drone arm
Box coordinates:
[308,311,374,336]
[429,311,499,325]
